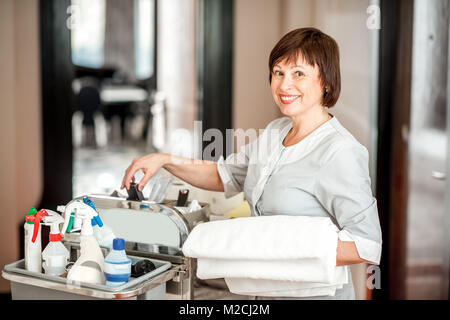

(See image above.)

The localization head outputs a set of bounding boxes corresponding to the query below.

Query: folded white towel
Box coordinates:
[182,215,347,297]
[224,278,344,298]
[183,215,338,261]
[196,258,337,282]
[223,264,348,297]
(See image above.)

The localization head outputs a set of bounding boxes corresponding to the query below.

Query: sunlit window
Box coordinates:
[70,0,106,68]
[134,0,155,79]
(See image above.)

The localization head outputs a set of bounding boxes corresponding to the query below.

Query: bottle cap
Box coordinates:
[113,238,125,250]
[26,208,37,224]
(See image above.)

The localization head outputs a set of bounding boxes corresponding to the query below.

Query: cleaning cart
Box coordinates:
[2,193,210,300]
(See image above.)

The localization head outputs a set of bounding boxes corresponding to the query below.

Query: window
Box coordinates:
[70,0,106,68]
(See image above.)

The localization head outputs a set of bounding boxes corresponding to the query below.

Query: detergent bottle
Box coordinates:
[82,196,116,248]
[24,208,42,272]
[41,210,70,276]
[104,238,131,287]
[61,201,105,285]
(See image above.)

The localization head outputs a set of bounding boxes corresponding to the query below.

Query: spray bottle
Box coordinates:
[82,196,116,248]
[61,201,105,285]
[41,210,70,276]
[57,200,83,234]
[24,208,42,272]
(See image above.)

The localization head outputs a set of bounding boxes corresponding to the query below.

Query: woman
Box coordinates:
[121,28,382,300]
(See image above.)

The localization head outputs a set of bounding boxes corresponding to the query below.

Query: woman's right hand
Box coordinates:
[122,153,224,193]
[121,153,168,191]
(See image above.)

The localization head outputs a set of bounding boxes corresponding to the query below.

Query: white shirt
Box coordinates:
[216,115,383,299]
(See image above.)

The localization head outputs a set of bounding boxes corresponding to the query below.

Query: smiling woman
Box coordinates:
[121,27,382,300]
[269,27,341,108]
[268,28,339,147]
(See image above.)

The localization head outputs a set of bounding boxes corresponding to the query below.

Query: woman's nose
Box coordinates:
[280,75,294,90]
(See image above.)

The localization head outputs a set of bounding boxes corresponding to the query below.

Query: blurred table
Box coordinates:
[100,85,148,104]
[100,85,150,141]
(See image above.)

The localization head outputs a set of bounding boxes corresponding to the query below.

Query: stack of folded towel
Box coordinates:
[182,215,349,297]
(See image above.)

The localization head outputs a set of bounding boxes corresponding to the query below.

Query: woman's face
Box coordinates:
[270,55,325,117]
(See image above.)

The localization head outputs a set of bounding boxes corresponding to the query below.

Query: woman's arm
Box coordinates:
[315,144,383,267]
[336,239,370,266]
[121,153,225,192]
[163,154,225,192]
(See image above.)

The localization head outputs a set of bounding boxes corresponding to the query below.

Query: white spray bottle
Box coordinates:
[41,210,70,276]
[24,208,42,272]
[61,202,106,285]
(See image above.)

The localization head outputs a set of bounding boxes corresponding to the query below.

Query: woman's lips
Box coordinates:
[279,94,301,104]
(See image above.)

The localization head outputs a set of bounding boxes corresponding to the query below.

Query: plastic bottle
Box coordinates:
[41,210,69,276]
[104,238,131,287]
[62,202,106,285]
[24,208,42,272]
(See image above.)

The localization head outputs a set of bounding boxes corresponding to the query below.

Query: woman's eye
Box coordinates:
[295,71,304,77]
[273,71,283,76]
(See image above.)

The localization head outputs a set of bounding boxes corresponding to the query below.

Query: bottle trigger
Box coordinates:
[31,209,49,243]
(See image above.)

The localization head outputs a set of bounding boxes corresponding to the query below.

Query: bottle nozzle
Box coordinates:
[42,210,65,241]
[61,200,99,236]
[27,209,49,243]
[83,197,104,227]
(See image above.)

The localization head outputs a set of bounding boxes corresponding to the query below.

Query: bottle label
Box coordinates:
[104,261,131,274]
[104,272,131,283]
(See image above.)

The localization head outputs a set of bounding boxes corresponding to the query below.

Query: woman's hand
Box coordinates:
[121,153,225,193]
[336,239,371,266]
[121,153,168,191]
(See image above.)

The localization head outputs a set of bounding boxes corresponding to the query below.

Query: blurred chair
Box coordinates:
[72,77,108,148]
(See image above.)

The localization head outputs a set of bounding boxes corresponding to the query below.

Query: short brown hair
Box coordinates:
[269,28,341,108]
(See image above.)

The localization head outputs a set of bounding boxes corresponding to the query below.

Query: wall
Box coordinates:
[312,0,373,148]
[0,0,42,293]
[232,0,283,133]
